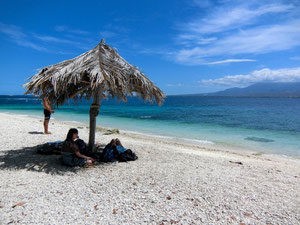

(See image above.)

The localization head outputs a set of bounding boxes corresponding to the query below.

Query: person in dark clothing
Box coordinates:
[102,138,128,162]
[42,97,54,134]
[61,128,96,167]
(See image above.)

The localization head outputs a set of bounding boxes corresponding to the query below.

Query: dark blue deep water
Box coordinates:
[1,95,300,156]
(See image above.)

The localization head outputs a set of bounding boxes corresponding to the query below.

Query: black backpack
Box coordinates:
[101,145,138,163]
[117,149,138,162]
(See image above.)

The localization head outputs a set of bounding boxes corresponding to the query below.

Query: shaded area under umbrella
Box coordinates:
[24,39,165,150]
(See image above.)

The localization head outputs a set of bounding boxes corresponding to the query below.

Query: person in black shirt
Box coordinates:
[42,97,54,134]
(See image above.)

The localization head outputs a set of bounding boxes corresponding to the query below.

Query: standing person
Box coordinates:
[42,97,54,134]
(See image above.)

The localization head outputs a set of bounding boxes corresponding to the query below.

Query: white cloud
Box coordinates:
[174,20,300,65]
[186,3,293,34]
[32,34,91,51]
[0,23,26,39]
[176,34,217,46]
[0,23,47,51]
[172,1,300,65]
[204,59,256,65]
[14,39,47,51]
[0,23,92,52]
[55,26,89,35]
[216,20,300,54]
[290,56,300,61]
[167,83,184,87]
[99,31,117,39]
[202,67,300,87]
[33,34,79,45]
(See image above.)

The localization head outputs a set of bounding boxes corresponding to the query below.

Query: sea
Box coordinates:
[0,95,300,157]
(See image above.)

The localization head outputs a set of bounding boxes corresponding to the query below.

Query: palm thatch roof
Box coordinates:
[24,39,165,105]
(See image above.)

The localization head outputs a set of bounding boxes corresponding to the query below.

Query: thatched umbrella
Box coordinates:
[24,39,165,150]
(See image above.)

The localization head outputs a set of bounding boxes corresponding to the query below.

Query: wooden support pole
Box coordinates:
[88,87,102,151]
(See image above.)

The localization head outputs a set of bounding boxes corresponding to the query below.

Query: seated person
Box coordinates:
[75,138,102,161]
[61,128,96,167]
[110,138,127,153]
[102,138,128,162]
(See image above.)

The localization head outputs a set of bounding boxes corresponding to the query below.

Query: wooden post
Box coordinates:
[88,87,102,151]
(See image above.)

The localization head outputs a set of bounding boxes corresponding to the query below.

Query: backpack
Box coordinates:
[101,144,138,162]
[102,144,118,162]
[118,149,138,162]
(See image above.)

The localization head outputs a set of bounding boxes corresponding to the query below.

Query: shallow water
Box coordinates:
[1,95,300,156]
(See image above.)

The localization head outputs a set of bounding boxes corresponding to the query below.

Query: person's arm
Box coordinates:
[74,151,95,160]
[72,143,95,161]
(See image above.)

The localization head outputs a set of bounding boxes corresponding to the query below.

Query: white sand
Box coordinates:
[0,112,299,224]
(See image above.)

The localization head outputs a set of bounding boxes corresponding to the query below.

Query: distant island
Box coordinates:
[195,82,300,97]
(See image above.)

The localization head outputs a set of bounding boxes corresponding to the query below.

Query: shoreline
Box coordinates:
[1,111,299,160]
[1,96,300,158]
[0,112,299,224]
[0,111,299,167]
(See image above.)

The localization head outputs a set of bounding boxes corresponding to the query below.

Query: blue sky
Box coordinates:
[0,0,300,95]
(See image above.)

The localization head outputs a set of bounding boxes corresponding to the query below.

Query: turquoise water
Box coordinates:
[1,95,300,156]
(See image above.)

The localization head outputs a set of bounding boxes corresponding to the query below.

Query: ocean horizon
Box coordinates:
[1,95,300,157]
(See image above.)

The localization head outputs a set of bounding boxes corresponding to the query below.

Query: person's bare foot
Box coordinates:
[44,132,52,134]
[84,163,95,168]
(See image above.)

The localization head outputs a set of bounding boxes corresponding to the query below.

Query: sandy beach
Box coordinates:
[0,112,299,224]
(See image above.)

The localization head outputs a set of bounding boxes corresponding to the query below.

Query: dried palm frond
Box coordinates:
[24,39,165,105]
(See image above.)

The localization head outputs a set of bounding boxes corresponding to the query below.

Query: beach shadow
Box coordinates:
[0,144,105,175]
[28,131,44,134]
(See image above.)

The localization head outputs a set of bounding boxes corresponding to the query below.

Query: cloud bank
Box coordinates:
[0,23,92,53]
[204,59,256,65]
[173,1,300,65]
[202,67,300,87]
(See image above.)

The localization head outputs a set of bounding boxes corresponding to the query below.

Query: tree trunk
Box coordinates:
[88,88,102,151]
